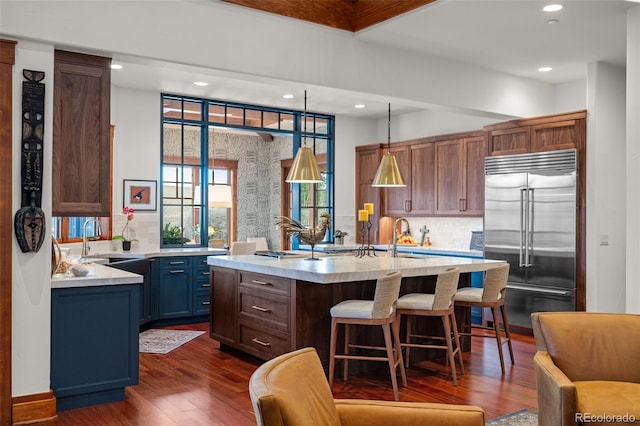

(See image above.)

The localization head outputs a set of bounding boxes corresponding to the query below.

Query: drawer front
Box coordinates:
[238,324,290,360]
[192,255,209,268]
[193,267,212,287]
[157,256,192,270]
[193,291,210,316]
[239,289,289,331]
[239,272,290,296]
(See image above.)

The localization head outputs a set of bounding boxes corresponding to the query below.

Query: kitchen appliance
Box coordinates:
[484,149,576,329]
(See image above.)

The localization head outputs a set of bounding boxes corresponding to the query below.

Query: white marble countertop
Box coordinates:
[207,252,504,284]
[51,263,144,289]
[302,244,483,258]
[83,247,228,260]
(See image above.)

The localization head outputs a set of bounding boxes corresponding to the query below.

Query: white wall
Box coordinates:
[627,6,640,313]
[555,79,587,113]
[11,40,54,397]
[586,61,627,312]
[392,110,497,141]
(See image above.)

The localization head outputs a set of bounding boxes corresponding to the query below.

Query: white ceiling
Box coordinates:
[111,0,634,119]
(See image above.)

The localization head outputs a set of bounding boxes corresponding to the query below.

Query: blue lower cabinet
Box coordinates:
[51,284,140,411]
[154,256,210,322]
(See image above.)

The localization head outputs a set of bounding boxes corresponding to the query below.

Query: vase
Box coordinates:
[122,240,131,251]
[335,236,344,245]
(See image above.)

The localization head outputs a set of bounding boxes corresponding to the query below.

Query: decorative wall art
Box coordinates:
[123,179,157,211]
[14,69,46,253]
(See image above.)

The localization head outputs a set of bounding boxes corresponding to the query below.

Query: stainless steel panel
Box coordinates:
[504,284,576,329]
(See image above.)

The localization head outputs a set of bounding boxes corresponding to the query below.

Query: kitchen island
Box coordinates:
[207,253,504,368]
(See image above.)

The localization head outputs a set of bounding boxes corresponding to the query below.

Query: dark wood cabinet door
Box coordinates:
[434,139,465,215]
[383,145,411,215]
[531,120,580,152]
[409,143,435,215]
[210,266,238,345]
[53,50,111,216]
[463,136,486,215]
[487,127,530,156]
[355,145,382,243]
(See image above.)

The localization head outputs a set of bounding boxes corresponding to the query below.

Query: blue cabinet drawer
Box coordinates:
[157,256,192,270]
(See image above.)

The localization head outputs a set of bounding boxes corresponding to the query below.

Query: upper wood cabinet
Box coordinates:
[355,144,383,243]
[434,134,485,216]
[53,50,111,216]
[485,110,586,157]
[384,143,435,216]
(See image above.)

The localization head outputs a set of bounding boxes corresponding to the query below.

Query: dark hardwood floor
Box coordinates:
[41,323,538,425]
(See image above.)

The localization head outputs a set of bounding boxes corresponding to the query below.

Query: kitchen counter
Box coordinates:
[301,243,483,258]
[51,263,143,289]
[83,247,227,260]
[207,252,502,284]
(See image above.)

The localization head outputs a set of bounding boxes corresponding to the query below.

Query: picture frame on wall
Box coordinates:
[123,179,157,211]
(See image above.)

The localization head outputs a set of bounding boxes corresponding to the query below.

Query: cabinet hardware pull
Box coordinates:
[463,198,467,211]
[202,272,211,276]
[169,269,185,274]
[169,261,185,265]
[251,338,271,347]
[202,283,211,287]
[251,305,271,312]
[202,301,211,305]
[251,279,272,286]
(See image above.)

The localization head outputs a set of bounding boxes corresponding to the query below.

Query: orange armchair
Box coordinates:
[249,347,485,426]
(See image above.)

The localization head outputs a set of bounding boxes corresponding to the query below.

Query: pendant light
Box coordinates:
[372,103,406,187]
[209,128,233,208]
[286,90,322,183]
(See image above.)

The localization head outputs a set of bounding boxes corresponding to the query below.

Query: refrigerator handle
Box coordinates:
[519,188,526,267]
[526,188,534,267]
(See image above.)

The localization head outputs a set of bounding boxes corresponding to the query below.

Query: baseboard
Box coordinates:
[12,391,57,425]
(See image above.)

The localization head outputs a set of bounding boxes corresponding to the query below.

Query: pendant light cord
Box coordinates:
[303,90,307,147]
[387,102,391,154]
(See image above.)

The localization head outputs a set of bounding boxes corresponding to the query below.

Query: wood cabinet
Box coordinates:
[53,50,111,216]
[485,110,586,156]
[355,144,384,243]
[384,143,435,216]
[210,266,238,346]
[434,135,485,216]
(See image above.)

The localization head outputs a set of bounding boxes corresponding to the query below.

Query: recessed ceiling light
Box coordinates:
[110,64,123,70]
[538,67,553,72]
[547,19,559,25]
[283,94,294,99]
[193,81,208,86]
[354,104,365,109]
[543,4,563,12]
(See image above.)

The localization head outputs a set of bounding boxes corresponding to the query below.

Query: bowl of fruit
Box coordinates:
[396,235,418,246]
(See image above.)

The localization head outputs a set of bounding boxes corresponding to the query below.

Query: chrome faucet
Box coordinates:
[391,217,411,258]
[82,218,102,256]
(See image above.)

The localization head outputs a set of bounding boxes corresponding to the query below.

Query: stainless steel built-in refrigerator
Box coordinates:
[484,149,576,329]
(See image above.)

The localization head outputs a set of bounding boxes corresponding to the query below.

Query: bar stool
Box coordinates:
[397,267,464,386]
[328,271,406,401]
[454,263,514,374]
[230,241,256,255]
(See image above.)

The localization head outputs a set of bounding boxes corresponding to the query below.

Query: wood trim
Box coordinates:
[12,391,57,425]
[0,38,16,426]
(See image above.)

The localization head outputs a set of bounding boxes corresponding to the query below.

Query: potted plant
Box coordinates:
[334,230,348,245]
[112,206,137,251]
[162,222,191,245]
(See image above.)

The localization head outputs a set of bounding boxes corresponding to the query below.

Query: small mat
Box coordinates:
[139,329,205,354]
[487,409,538,426]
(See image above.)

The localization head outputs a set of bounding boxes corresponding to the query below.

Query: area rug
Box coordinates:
[139,329,205,354]
[487,409,538,426]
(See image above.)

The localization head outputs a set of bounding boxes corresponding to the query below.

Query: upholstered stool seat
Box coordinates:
[329,271,406,401]
[397,267,464,386]
[454,287,503,303]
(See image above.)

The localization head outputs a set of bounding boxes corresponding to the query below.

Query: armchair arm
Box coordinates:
[534,351,577,426]
[335,399,484,426]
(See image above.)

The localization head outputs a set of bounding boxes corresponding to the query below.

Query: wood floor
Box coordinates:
[40,323,538,425]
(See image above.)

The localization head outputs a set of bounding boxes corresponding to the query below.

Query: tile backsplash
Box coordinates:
[383,216,483,251]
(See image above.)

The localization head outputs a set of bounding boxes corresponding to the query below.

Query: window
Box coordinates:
[161,94,334,249]
[51,216,110,243]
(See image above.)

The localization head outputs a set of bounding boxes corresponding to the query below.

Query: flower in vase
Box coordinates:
[113,206,137,242]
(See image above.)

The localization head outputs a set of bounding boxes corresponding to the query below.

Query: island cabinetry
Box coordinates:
[210,266,238,346]
[485,110,586,156]
[52,50,111,216]
[434,135,485,216]
[237,272,293,359]
[384,143,435,217]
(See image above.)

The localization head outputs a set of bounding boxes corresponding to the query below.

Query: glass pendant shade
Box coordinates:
[286,146,322,183]
[372,152,406,187]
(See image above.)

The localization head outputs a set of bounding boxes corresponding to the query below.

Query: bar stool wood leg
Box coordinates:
[404,316,412,368]
[343,324,350,380]
[450,312,464,375]
[500,304,515,365]
[392,315,407,387]
[491,306,506,374]
[442,315,458,386]
[382,324,400,401]
[329,317,338,388]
